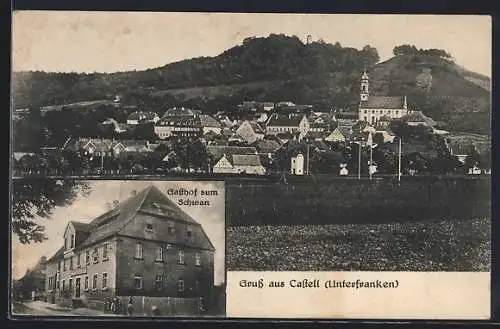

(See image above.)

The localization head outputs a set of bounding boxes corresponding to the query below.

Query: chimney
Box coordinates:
[131,190,137,196]
[113,200,119,209]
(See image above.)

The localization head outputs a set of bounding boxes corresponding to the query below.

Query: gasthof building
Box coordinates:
[43,185,216,316]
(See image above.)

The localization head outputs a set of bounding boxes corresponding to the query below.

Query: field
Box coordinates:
[226,218,490,272]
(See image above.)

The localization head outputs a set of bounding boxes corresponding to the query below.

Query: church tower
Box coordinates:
[360,68,369,101]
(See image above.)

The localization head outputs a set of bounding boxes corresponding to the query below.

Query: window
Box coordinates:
[103,243,109,260]
[155,246,163,262]
[92,274,98,290]
[185,228,192,239]
[177,280,184,292]
[77,253,81,267]
[63,259,67,271]
[102,273,108,290]
[134,274,143,290]
[56,276,60,290]
[195,252,201,266]
[84,276,89,291]
[70,234,75,248]
[69,279,73,292]
[93,248,99,263]
[70,256,74,270]
[62,280,66,291]
[166,244,172,250]
[134,243,143,259]
[57,261,61,272]
[86,251,90,265]
[146,223,154,232]
[178,250,185,264]
[168,222,175,234]
[155,274,163,291]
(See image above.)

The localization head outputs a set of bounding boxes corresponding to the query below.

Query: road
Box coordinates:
[11,301,115,317]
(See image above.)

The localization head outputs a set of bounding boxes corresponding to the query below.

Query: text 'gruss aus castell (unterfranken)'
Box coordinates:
[238,278,400,289]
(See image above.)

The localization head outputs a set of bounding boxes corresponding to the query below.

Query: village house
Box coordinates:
[325,127,346,143]
[199,115,222,135]
[401,111,437,127]
[358,70,410,125]
[206,146,265,175]
[126,111,160,125]
[61,138,156,158]
[265,114,310,140]
[154,115,202,139]
[235,121,265,144]
[43,185,215,315]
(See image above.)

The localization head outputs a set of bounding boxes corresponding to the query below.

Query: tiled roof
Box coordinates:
[199,114,221,128]
[70,221,90,232]
[127,111,158,121]
[206,146,257,162]
[360,96,406,109]
[46,185,215,263]
[231,154,263,167]
[266,114,306,127]
[156,115,201,127]
[401,111,437,126]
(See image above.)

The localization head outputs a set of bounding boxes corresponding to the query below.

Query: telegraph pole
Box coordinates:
[398,137,402,182]
[357,140,361,180]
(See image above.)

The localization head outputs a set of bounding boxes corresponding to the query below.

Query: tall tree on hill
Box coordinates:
[12,179,90,244]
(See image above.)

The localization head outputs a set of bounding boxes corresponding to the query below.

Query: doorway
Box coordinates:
[75,278,81,298]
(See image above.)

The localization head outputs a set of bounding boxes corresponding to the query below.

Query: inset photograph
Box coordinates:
[11,179,225,317]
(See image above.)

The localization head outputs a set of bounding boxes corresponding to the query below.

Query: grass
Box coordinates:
[227,218,490,272]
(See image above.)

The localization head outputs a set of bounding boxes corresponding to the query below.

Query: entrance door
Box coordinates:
[75,278,81,298]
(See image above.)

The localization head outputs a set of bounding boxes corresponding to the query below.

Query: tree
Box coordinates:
[12,179,91,244]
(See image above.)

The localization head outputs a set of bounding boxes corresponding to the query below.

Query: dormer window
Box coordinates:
[185,228,192,240]
[145,222,154,232]
[70,234,75,248]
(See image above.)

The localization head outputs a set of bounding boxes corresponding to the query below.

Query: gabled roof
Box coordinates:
[231,154,264,167]
[360,96,406,109]
[401,111,437,126]
[46,185,215,263]
[206,145,257,162]
[70,221,90,232]
[156,115,201,127]
[266,114,307,127]
[127,111,158,121]
[199,114,222,128]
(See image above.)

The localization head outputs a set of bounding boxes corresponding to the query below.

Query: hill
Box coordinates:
[11,34,490,134]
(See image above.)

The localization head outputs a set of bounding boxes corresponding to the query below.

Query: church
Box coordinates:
[358,69,410,125]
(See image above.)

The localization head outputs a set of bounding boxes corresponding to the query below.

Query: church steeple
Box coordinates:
[360,67,369,102]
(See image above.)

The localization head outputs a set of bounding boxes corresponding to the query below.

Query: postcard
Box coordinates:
[10,11,492,320]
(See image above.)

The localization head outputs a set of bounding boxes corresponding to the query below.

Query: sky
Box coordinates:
[12,12,491,77]
[11,180,226,285]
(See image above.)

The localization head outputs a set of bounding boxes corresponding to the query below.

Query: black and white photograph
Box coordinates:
[11,179,226,317]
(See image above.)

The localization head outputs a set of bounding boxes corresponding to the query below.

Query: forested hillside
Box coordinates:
[12,34,491,134]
